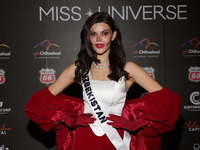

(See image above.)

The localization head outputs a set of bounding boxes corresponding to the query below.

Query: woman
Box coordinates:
[25,12,182,150]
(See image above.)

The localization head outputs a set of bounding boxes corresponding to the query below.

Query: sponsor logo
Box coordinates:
[0,69,6,85]
[0,124,12,135]
[182,38,200,57]
[190,91,200,105]
[183,91,200,111]
[39,68,56,85]
[193,143,200,150]
[0,44,11,60]
[142,66,155,79]
[39,5,187,21]
[0,101,11,114]
[0,145,9,150]
[33,40,61,59]
[132,38,160,58]
[188,66,200,83]
[184,121,200,132]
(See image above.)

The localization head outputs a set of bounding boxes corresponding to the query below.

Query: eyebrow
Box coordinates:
[90,29,111,32]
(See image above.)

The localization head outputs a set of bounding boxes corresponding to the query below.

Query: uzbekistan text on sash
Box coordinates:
[82,74,107,124]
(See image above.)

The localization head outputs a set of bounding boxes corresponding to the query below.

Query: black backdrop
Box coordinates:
[0,0,200,149]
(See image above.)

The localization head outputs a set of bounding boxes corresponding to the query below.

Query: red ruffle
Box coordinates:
[25,87,182,150]
[24,87,83,150]
[123,87,182,150]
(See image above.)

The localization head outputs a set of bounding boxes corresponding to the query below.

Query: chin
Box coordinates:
[95,52,104,55]
[94,48,110,55]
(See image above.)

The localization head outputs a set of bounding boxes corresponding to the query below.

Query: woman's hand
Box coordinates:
[52,111,96,129]
[72,114,96,128]
[107,114,149,132]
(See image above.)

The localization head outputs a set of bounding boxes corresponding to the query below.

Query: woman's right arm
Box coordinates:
[48,63,77,96]
[25,63,84,131]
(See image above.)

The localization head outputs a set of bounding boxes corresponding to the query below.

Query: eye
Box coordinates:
[102,32,109,36]
[90,32,96,36]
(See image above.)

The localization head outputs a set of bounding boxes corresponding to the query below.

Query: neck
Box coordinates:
[97,56,109,64]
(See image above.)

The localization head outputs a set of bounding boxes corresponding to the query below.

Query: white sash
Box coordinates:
[82,74,129,150]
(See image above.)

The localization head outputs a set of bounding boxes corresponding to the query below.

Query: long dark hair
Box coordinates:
[74,12,129,82]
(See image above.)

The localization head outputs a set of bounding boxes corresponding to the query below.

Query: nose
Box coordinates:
[97,35,102,42]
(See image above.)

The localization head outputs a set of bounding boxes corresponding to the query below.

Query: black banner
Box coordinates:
[0,0,199,149]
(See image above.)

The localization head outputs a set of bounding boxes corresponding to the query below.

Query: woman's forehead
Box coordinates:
[90,22,111,32]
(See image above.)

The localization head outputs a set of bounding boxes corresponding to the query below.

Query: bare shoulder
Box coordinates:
[124,61,139,70]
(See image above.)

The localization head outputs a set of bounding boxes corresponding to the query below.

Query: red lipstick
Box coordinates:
[95,44,104,48]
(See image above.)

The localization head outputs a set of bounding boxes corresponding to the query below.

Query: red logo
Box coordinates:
[39,68,56,85]
[0,69,6,85]
[184,121,200,132]
[188,66,200,83]
[0,124,12,135]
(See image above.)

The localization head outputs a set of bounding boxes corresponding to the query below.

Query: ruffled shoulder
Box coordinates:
[123,87,182,136]
[25,87,84,131]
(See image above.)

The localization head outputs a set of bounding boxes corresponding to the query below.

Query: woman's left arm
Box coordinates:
[124,61,163,93]
[122,61,182,135]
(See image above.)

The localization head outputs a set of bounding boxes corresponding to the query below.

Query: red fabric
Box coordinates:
[51,111,96,128]
[71,126,124,150]
[25,87,83,150]
[25,87,182,150]
[123,87,182,150]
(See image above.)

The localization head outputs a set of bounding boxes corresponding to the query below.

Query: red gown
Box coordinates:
[25,87,182,150]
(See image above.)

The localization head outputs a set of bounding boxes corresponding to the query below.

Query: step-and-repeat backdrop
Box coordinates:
[0,0,199,149]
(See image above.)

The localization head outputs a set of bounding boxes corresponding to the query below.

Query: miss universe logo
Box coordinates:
[39,5,187,21]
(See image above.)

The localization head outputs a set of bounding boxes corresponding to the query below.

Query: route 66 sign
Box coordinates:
[39,68,56,85]
[0,69,6,85]
[188,66,200,83]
